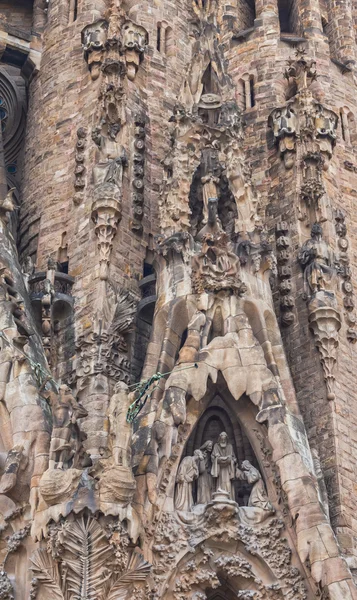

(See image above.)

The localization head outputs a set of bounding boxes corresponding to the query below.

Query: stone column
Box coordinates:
[243,74,252,110]
[254,0,279,36]
[327,0,356,64]
[298,0,324,38]
[46,0,70,29]
[32,0,47,32]
[254,0,278,17]
[0,125,7,204]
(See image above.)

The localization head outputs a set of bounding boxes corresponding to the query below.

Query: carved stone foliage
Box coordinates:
[150,511,308,600]
[131,114,145,234]
[0,524,30,599]
[73,126,87,206]
[30,514,150,600]
[298,224,341,400]
[334,209,356,342]
[308,306,341,400]
[284,49,317,93]
[275,221,295,327]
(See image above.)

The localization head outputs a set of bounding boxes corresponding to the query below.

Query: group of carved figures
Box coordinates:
[175,432,273,513]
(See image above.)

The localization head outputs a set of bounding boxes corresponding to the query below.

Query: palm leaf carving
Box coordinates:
[30,548,64,599]
[61,515,116,600]
[110,288,137,335]
[30,517,150,600]
[107,548,151,600]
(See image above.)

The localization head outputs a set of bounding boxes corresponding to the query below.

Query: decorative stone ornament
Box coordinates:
[299,223,341,399]
[122,21,148,81]
[81,19,109,80]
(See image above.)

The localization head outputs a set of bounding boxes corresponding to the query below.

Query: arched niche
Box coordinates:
[188,161,237,240]
[180,391,265,507]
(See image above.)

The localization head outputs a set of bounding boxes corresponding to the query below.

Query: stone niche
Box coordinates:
[183,397,260,508]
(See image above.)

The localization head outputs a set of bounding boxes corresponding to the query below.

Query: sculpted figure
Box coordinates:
[175,449,204,511]
[196,196,222,241]
[21,256,35,292]
[298,223,336,296]
[237,460,274,511]
[107,381,133,467]
[197,440,213,504]
[0,444,24,494]
[268,106,297,169]
[311,448,330,520]
[92,124,127,190]
[0,188,16,224]
[211,432,236,499]
[42,383,88,470]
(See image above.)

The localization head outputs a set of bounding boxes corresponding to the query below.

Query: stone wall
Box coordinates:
[0,0,355,596]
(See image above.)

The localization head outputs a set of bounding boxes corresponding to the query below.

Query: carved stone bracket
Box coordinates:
[81,19,109,80]
[91,190,122,281]
[122,21,148,81]
[308,305,341,400]
[298,224,341,399]
[268,105,297,169]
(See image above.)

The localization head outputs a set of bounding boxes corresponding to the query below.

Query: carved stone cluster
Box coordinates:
[73,127,87,206]
[269,52,338,227]
[81,18,148,83]
[335,209,357,342]
[275,221,295,327]
[131,114,146,234]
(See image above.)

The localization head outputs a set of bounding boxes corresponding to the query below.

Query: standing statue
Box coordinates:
[197,440,213,504]
[175,449,204,511]
[42,383,88,470]
[196,196,222,241]
[211,432,236,500]
[298,223,336,297]
[107,381,134,468]
[236,460,274,511]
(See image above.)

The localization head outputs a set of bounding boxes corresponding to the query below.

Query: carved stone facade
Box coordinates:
[1,0,357,598]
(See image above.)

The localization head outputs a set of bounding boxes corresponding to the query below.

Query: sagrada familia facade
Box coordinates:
[0,0,357,597]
